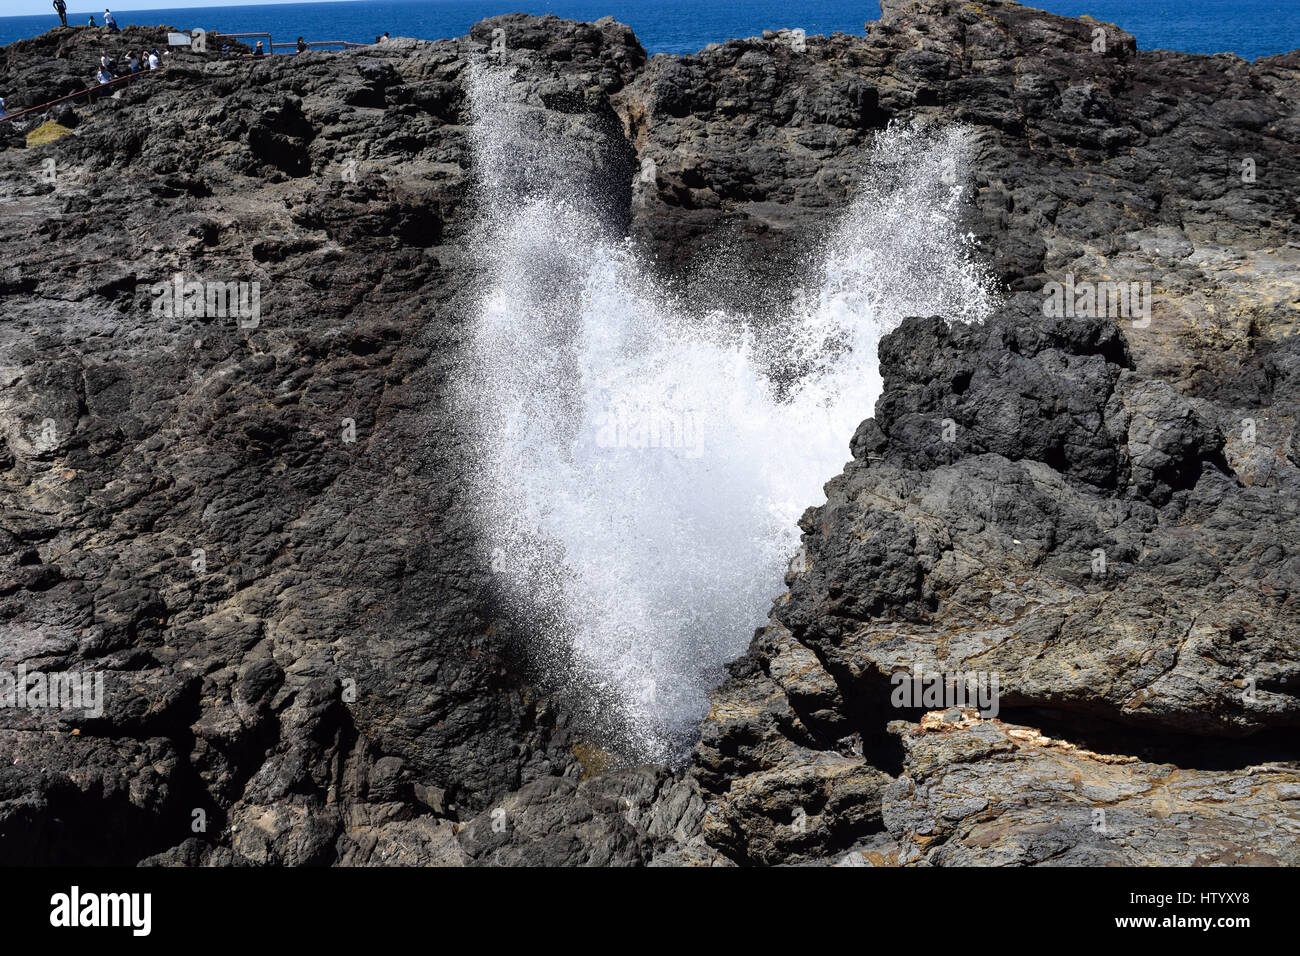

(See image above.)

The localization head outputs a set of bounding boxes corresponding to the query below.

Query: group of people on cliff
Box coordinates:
[5,1,393,123]
[52,2,120,31]
[95,48,160,86]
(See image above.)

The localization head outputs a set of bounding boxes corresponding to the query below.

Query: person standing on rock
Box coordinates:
[148,49,160,70]
[296,36,308,54]
[253,40,265,57]
[53,0,67,27]
[104,9,118,32]
[87,14,96,26]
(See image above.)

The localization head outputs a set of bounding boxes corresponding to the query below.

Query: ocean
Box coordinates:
[1,0,1298,59]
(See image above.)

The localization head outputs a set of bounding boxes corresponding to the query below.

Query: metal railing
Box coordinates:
[225,32,366,54]
[223,31,273,50]
[276,40,369,51]
[223,32,371,56]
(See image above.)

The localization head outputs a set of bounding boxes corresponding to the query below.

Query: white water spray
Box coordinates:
[457,64,996,764]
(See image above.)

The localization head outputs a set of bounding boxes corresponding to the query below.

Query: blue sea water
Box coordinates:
[1,0,1297,58]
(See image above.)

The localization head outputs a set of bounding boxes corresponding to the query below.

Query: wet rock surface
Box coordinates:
[0,2,1296,864]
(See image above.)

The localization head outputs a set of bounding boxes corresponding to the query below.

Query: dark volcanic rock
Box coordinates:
[0,1,1297,865]
[1,20,608,866]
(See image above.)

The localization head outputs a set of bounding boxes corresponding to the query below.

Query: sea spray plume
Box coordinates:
[457,62,998,764]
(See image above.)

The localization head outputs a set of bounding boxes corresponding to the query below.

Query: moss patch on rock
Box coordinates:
[26,120,73,147]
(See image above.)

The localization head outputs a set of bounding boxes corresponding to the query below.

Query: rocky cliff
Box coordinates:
[0,1,1297,865]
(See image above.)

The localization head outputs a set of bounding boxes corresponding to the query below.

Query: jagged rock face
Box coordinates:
[0,2,1296,865]
[804,307,1296,740]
